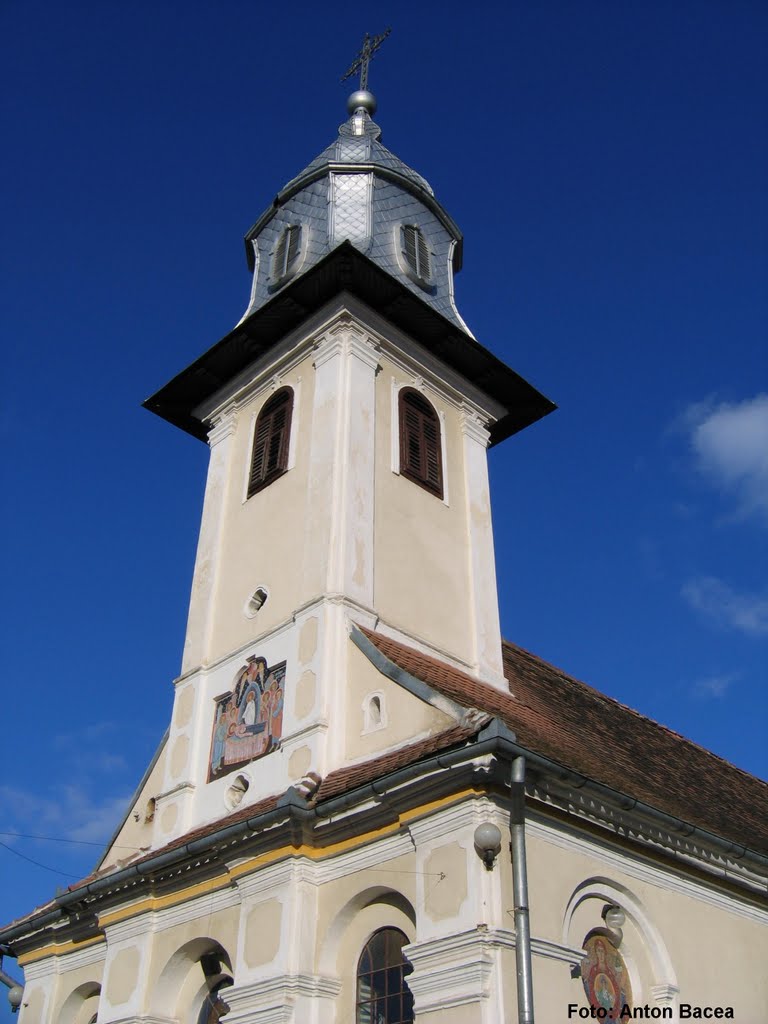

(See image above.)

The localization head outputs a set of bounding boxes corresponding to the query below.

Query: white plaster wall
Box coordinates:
[374,356,475,669]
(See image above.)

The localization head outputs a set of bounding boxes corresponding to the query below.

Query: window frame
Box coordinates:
[247,387,294,498]
[399,224,432,288]
[355,927,414,1024]
[398,387,444,499]
[270,224,303,289]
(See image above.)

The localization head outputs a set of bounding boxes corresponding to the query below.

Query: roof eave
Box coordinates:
[144,242,555,445]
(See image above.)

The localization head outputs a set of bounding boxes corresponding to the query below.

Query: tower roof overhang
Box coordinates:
[144,242,555,446]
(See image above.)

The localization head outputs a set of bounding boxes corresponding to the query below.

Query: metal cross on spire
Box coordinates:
[341,28,391,92]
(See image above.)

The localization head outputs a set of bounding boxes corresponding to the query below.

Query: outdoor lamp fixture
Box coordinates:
[8,985,24,1014]
[474,822,502,870]
[603,904,626,946]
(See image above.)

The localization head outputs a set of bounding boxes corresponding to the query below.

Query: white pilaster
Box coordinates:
[181,409,238,674]
[460,407,505,686]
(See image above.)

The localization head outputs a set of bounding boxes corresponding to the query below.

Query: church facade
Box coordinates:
[2,83,767,1024]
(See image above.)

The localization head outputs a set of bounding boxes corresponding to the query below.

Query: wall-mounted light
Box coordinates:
[474,822,502,870]
[603,904,626,946]
[8,985,24,1014]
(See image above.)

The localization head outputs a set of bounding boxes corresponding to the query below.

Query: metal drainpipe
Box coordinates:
[510,754,534,1024]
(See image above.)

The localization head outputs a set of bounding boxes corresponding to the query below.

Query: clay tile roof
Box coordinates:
[316,723,477,802]
[360,628,768,857]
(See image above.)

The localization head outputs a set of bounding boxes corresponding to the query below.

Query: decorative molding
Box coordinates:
[651,984,680,1003]
[305,830,416,886]
[105,1017,176,1024]
[346,330,382,371]
[405,927,583,1014]
[46,939,107,975]
[103,1017,176,1024]
[407,794,497,848]
[531,936,586,967]
[459,405,491,447]
[207,411,238,448]
[312,330,346,369]
[222,973,341,1024]
[527,793,768,918]
[147,885,240,934]
[229,859,298,900]
[404,928,496,1011]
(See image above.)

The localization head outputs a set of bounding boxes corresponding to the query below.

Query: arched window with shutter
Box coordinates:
[356,927,414,1024]
[398,388,443,499]
[247,387,293,498]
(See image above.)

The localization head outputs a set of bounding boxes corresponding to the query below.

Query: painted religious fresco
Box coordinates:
[208,655,286,782]
[581,934,632,1017]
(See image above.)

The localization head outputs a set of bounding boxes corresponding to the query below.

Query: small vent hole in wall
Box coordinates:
[144,797,156,823]
[225,775,249,811]
[246,588,268,617]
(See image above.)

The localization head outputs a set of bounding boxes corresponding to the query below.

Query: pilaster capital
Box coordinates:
[346,330,381,371]
[312,314,380,371]
[208,408,238,448]
[650,984,680,1004]
[459,405,491,447]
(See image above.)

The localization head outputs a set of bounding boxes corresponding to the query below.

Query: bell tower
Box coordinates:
[139,75,554,848]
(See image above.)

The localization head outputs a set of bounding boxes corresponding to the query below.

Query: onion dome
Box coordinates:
[241,92,470,333]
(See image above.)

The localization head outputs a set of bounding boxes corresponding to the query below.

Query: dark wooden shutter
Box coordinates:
[399,388,443,498]
[248,388,293,497]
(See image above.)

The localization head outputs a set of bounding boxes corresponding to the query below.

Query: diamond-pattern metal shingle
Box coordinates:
[241,107,468,332]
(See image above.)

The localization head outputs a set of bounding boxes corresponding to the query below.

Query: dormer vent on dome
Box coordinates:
[240,89,473,335]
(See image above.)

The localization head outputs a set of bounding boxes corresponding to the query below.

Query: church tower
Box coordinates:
[7,43,767,1024]
[138,76,554,850]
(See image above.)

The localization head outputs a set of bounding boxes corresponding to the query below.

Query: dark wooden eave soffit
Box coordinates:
[143,242,556,447]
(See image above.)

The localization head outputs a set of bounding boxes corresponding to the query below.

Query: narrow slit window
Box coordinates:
[398,388,443,498]
[248,388,293,498]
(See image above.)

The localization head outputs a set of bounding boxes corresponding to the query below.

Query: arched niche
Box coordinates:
[152,937,233,1020]
[57,981,101,1024]
[562,876,678,1013]
[319,884,417,1022]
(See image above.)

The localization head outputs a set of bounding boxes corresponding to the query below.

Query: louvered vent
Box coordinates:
[272,225,302,282]
[248,388,293,497]
[399,388,443,498]
[401,225,431,285]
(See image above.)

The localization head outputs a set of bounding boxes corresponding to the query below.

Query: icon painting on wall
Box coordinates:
[581,934,632,1016]
[208,655,286,782]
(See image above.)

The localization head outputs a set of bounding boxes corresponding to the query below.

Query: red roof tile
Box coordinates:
[359,628,768,856]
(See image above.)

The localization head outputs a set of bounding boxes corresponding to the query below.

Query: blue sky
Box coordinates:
[1,0,766,1003]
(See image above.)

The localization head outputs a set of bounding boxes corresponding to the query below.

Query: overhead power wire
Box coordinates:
[0,831,141,850]
[0,841,81,879]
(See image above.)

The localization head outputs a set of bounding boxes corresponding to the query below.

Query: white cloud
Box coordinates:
[682,576,768,636]
[685,394,768,523]
[691,672,737,700]
[0,782,133,847]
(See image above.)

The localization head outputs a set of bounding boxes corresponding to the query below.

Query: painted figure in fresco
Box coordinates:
[581,935,631,1015]
[242,690,258,728]
[267,679,284,749]
[211,708,228,774]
